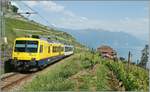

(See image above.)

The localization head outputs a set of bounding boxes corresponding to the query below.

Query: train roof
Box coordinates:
[15,37,40,41]
[64,45,74,47]
[15,37,64,45]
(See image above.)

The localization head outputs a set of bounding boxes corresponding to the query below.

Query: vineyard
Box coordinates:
[20,51,149,91]
[22,52,110,91]
[105,60,149,91]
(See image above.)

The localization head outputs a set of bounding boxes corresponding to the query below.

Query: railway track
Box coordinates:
[1,73,18,80]
[0,73,33,91]
[0,63,61,91]
[0,55,73,91]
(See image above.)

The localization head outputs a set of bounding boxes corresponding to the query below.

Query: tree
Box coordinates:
[139,45,149,68]
[11,5,18,13]
[120,57,125,61]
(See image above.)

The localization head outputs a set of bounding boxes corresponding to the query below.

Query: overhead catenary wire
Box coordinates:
[20,1,54,28]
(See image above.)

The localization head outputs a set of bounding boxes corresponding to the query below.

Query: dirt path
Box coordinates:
[68,64,99,91]
[69,63,125,91]
[107,70,125,91]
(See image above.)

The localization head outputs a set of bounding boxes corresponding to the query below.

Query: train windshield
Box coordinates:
[65,47,73,52]
[15,40,38,53]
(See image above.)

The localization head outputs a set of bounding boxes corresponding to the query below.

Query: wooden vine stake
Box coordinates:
[127,51,131,73]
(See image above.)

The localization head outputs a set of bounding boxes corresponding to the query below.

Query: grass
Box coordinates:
[22,52,111,91]
[23,54,81,91]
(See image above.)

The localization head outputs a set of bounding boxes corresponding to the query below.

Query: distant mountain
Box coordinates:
[57,28,146,49]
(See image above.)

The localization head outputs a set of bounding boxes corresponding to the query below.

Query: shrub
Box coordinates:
[105,61,149,91]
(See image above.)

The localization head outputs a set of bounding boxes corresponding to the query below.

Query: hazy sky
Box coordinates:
[11,1,149,40]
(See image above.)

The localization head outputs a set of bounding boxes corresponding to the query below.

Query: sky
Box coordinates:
[11,1,149,41]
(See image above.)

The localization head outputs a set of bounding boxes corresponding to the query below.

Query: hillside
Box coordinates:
[4,16,87,52]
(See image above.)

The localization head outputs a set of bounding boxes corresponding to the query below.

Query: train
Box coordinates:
[11,36,74,71]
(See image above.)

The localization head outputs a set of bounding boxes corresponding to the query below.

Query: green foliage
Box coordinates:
[22,52,110,91]
[11,5,18,13]
[96,65,110,90]
[80,52,100,69]
[23,54,80,91]
[139,44,149,68]
[105,61,149,91]
[81,60,93,69]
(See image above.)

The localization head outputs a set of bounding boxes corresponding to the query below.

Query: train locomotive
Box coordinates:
[11,36,74,71]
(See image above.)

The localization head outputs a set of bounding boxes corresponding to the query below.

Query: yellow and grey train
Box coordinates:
[11,36,74,70]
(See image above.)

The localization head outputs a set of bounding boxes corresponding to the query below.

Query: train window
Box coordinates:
[48,46,51,53]
[55,47,57,52]
[65,47,73,52]
[56,47,58,52]
[52,46,60,52]
[40,45,43,53]
[15,40,38,53]
[15,40,26,52]
[52,46,55,52]
[26,41,38,53]
[56,46,58,52]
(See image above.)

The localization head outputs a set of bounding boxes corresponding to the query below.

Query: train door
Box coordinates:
[59,46,61,56]
[39,43,43,59]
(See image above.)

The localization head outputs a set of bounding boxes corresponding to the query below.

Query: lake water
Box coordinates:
[114,47,143,63]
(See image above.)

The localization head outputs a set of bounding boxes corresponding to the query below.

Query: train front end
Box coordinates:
[12,38,39,70]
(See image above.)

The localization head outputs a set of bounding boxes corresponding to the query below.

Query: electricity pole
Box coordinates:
[127,51,132,73]
[0,0,8,74]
